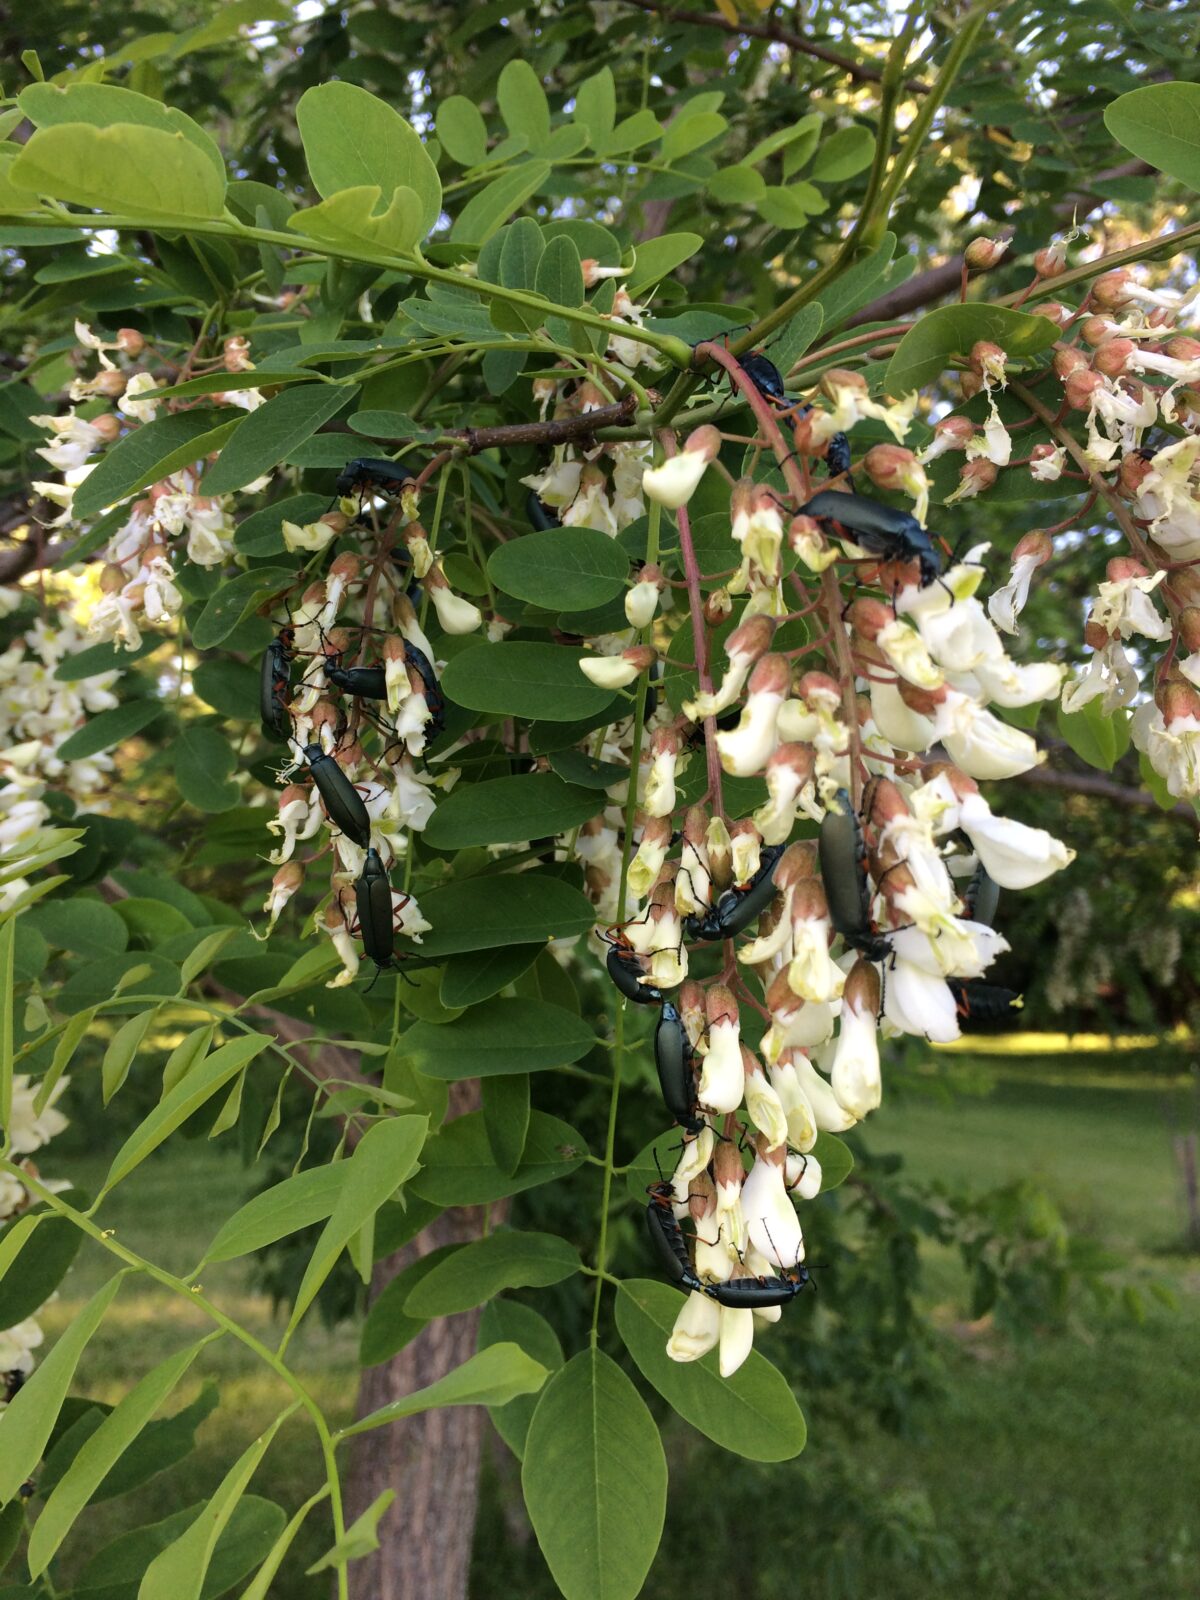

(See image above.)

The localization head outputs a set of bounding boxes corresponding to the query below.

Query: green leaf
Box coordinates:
[0,1499,21,1577]
[439,944,542,1008]
[402,872,596,960]
[103,1035,272,1192]
[173,725,241,813]
[812,123,875,181]
[237,1488,328,1600]
[482,1072,530,1177]
[615,1279,807,1462]
[424,774,602,850]
[28,1336,213,1577]
[101,1009,154,1103]
[190,565,294,651]
[11,122,225,218]
[814,233,897,330]
[306,1490,394,1575]
[499,215,546,295]
[342,1343,549,1438]
[706,165,767,204]
[405,1230,580,1317]
[0,1214,40,1301]
[359,1245,459,1367]
[627,231,703,295]
[437,96,489,166]
[756,181,826,227]
[410,1109,587,1205]
[0,1206,80,1327]
[450,161,551,246]
[401,997,596,1079]
[441,642,616,721]
[885,305,1059,394]
[297,82,442,238]
[80,1496,284,1596]
[661,111,725,163]
[746,112,822,168]
[291,186,426,253]
[18,83,222,181]
[73,410,236,520]
[522,1349,666,1600]
[498,60,551,152]
[488,527,628,610]
[0,1273,126,1505]
[767,303,824,376]
[202,383,352,496]
[600,108,663,157]
[1057,697,1119,771]
[27,898,128,959]
[203,1162,348,1264]
[161,1023,216,1096]
[574,69,616,147]
[135,1411,289,1600]
[813,1131,854,1190]
[287,1116,428,1336]
[1105,82,1200,194]
[54,699,161,762]
[478,1300,564,1459]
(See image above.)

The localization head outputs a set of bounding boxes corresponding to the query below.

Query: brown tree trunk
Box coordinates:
[345,1082,501,1600]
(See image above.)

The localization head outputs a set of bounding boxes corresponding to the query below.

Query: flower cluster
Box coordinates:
[0,1074,71,1404]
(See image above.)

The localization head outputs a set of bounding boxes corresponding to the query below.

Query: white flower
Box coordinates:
[697,1016,744,1114]
[881,953,961,1042]
[875,618,944,689]
[741,1151,804,1268]
[666,1291,721,1362]
[641,427,720,510]
[580,654,642,690]
[7,1073,69,1155]
[956,790,1074,890]
[988,552,1042,636]
[1030,446,1065,482]
[1061,640,1140,715]
[789,1051,858,1131]
[0,1316,44,1377]
[118,372,159,422]
[829,996,881,1119]
[743,1057,789,1150]
[767,1059,818,1151]
[1092,570,1172,644]
[283,518,337,553]
[934,692,1042,780]
[429,584,482,635]
[718,1303,756,1377]
[625,578,660,630]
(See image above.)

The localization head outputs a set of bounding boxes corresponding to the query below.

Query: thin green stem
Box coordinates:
[3,1162,351,1598]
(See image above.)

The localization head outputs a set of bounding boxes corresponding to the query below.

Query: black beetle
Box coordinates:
[303,743,371,849]
[605,941,666,1005]
[800,489,942,588]
[335,457,416,500]
[818,789,895,962]
[260,628,293,742]
[683,843,786,943]
[654,1002,706,1134]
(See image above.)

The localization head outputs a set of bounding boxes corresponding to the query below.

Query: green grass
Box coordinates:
[15,1065,1200,1599]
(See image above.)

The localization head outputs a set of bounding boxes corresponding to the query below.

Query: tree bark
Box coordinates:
[345,1082,498,1600]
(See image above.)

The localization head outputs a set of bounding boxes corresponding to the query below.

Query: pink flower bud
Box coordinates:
[1054,346,1090,380]
[116,327,145,356]
[1013,529,1053,566]
[960,370,983,401]
[1092,337,1134,378]
[1179,608,1200,655]
[1035,301,1073,326]
[932,415,976,451]
[862,443,920,492]
[964,236,1009,271]
[1064,369,1105,410]
[1033,240,1068,278]
[1091,270,1134,309]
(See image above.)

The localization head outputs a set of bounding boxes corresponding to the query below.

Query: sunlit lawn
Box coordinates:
[21,1055,1200,1599]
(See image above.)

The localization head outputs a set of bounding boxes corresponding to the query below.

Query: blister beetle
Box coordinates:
[818,789,895,961]
[646,1182,706,1293]
[325,663,387,699]
[260,628,293,742]
[605,940,666,1005]
[353,847,413,979]
[335,457,416,501]
[402,640,446,737]
[303,744,371,849]
[526,489,561,531]
[948,978,1022,1030]
[654,1002,706,1133]
[800,489,942,588]
[683,843,786,943]
[646,1185,811,1305]
[963,862,1000,929]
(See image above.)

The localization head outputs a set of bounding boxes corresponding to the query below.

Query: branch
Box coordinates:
[447,395,637,452]
[617,0,930,91]
[1014,762,1197,829]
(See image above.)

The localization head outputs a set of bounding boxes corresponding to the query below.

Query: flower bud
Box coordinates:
[116,327,145,356]
[1033,240,1068,278]
[964,236,1009,271]
[579,645,656,689]
[704,588,733,626]
[625,564,665,630]
[1093,337,1134,378]
[642,426,721,509]
[959,371,983,401]
[969,341,1006,384]
[1064,368,1105,410]
[705,816,733,892]
[90,415,121,442]
[1054,346,1090,380]
[92,369,127,397]
[1035,301,1073,326]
